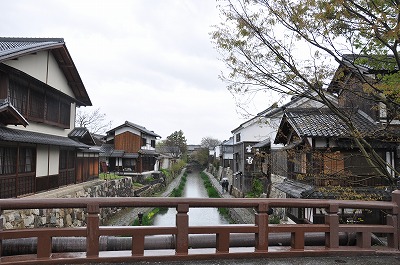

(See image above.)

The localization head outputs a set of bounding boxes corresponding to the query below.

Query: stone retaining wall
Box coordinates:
[1,178,135,230]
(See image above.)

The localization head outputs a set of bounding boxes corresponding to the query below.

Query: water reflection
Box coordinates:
[153,171,229,226]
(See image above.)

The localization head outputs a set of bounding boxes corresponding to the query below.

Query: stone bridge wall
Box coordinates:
[1,178,136,230]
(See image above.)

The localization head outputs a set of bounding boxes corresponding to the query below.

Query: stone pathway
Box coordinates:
[203,171,255,224]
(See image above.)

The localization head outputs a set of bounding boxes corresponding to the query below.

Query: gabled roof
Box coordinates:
[231,91,337,134]
[69,127,96,146]
[107,121,161,138]
[0,37,91,106]
[328,54,398,92]
[0,126,88,148]
[221,137,234,146]
[0,99,28,127]
[274,108,379,144]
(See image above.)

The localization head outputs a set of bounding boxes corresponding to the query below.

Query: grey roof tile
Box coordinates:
[0,38,64,59]
[284,108,378,138]
[0,126,88,148]
[107,121,161,138]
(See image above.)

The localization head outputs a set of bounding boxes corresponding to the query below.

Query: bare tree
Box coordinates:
[75,107,112,134]
[212,0,400,189]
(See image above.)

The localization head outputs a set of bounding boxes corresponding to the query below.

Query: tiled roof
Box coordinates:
[0,38,64,59]
[276,179,392,200]
[107,121,161,138]
[0,99,28,126]
[0,126,88,148]
[284,108,378,138]
[302,186,392,201]
[275,179,313,198]
[139,149,158,156]
[68,127,95,146]
[0,37,91,106]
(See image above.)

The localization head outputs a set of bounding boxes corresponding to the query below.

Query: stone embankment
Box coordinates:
[105,170,185,226]
[1,176,166,230]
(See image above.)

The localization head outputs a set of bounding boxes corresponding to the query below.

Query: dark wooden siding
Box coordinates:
[115,131,141,153]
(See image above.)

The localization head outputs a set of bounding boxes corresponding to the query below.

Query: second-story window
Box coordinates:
[151,140,155,148]
[142,137,147,147]
[236,133,241,142]
[6,75,71,129]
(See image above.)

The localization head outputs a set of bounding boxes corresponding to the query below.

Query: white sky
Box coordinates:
[1,0,274,144]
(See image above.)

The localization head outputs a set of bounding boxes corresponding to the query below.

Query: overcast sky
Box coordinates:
[1,0,273,144]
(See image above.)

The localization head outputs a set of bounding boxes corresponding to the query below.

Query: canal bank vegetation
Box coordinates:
[132,172,188,226]
[200,172,233,223]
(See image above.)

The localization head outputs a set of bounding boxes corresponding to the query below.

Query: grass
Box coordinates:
[132,173,188,226]
[99,172,123,180]
[200,172,234,223]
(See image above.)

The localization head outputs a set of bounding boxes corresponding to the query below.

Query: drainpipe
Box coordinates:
[1,233,356,255]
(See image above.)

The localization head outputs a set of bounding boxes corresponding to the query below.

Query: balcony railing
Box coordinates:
[0,190,399,264]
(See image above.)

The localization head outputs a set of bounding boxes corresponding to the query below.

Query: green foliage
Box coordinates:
[191,147,209,167]
[269,215,280,224]
[170,173,187,197]
[159,130,188,158]
[132,173,188,226]
[99,172,122,180]
[170,159,187,177]
[200,172,234,223]
[245,178,263,198]
[212,0,400,187]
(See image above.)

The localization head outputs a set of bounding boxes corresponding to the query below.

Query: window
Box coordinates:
[18,147,35,173]
[29,90,45,120]
[151,140,156,148]
[236,133,241,142]
[60,149,75,170]
[9,78,28,115]
[60,101,71,127]
[142,138,147,147]
[0,147,17,175]
[7,74,71,128]
[46,94,60,123]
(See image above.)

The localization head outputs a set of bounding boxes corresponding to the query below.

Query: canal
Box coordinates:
[153,170,229,226]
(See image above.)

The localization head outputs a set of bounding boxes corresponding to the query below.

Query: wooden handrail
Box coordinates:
[0,191,399,264]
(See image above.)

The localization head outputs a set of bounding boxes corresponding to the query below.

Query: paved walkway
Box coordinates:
[203,170,256,224]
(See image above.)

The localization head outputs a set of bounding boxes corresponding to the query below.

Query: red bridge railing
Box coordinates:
[0,190,399,264]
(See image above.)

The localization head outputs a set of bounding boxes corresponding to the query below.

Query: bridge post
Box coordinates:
[0,207,2,258]
[255,203,269,252]
[392,190,400,250]
[175,203,189,256]
[86,203,100,257]
[325,203,339,249]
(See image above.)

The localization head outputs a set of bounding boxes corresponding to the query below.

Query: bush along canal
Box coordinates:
[132,172,188,226]
[200,171,233,223]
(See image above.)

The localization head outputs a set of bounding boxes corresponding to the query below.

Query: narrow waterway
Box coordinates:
[153,170,229,226]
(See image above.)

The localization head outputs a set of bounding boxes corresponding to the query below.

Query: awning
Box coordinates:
[0,126,88,148]
[123,153,139,158]
[0,99,28,127]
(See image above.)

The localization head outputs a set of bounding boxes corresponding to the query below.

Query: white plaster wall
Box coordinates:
[115,127,140,136]
[10,122,71,137]
[142,135,157,150]
[36,145,59,177]
[48,146,59,175]
[223,153,233,160]
[36,145,49,177]
[4,51,74,97]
